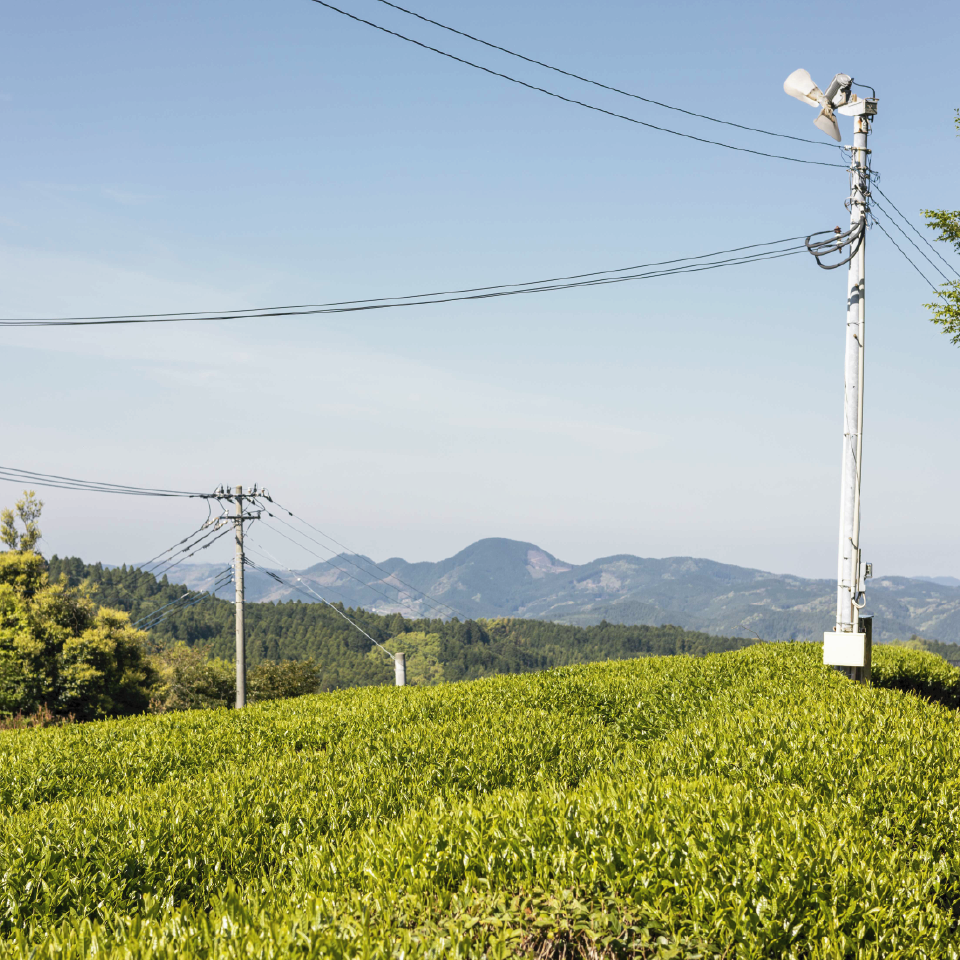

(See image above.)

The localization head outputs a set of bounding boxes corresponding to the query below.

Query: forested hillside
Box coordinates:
[48,556,752,690]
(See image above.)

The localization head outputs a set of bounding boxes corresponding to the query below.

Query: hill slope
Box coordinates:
[163,537,960,643]
[48,556,752,690]
[5,644,960,957]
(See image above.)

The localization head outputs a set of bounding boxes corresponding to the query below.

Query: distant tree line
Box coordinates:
[47,555,754,691]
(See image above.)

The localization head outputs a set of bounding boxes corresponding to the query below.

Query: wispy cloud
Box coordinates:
[101,187,157,206]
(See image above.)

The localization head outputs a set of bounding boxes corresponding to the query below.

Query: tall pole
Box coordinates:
[234,484,246,708]
[835,107,873,639]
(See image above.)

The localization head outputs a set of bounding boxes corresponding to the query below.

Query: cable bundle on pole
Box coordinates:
[805,220,865,270]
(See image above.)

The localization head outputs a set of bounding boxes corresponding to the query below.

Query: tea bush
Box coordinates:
[872,643,960,708]
[1,643,959,958]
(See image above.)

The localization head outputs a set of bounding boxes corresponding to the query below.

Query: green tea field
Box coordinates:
[3,643,959,958]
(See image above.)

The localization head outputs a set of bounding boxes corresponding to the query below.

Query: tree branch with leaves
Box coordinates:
[1,490,44,553]
[923,109,960,345]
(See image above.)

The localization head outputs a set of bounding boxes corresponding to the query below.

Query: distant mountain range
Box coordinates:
[914,575,960,588]
[161,538,960,645]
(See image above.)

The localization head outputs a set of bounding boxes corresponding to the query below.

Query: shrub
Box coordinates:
[247,658,320,702]
[872,643,960,709]
[152,643,235,711]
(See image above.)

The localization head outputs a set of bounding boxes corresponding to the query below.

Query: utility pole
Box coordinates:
[234,485,246,708]
[211,484,265,707]
[784,69,878,682]
[832,100,877,681]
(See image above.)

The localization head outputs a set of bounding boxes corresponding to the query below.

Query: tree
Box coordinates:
[247,658,321,702]
[1,491,43,553]
[923,109,960,345]
[0,550,159,720]
[152,643,235,711]
[371,631,445,685]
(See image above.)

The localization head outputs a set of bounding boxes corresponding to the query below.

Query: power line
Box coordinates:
[872,183,960,280]
[0,465,211,498]
[267,497,470,621]
[371,0,837,149]
[1,236,812,326]
[257,516,422,612]
[874,220,951,302]
[872,200,951,283]
[134,567,234,630]
[136,521,215,573]
[256,511,456,621]
[153,526,235,579]
[137,572,234,630]
[256,498,462,618]
[137,572,235,632]
[246,538,396,659]
[2,235,812,323]
[141,524,221,577]
[305,0,847,169]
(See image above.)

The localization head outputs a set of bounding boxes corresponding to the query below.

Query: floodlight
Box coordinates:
[783,68,855,142]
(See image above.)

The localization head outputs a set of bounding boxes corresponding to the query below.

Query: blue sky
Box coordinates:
[1,0,957,579]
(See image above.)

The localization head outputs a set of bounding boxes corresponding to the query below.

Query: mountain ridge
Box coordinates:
[142,537,960,644]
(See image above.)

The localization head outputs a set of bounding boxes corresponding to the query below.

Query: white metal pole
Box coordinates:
[835,111,870,636]
[235,485,247,708]
[394,651,406,687]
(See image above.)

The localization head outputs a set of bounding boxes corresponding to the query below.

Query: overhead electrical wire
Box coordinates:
[874,219,951,303]
[132,592,193,627]
[256,509,456,621]
[136,521,217,573]
[304,0,847,169]
[151,526,235,579]
[0,465,211,498]
[1,235,814,327]
[257,516,419,612]
[871,198,955,284]
[134,567,234,631]
[871,183,960,280]
[245,553,362,610]
[370,0,836,149]
[141,524,222,577]
[246,538,397,659]
[137,570,234,629]
[137,572,235,632]
[267,497,470,620]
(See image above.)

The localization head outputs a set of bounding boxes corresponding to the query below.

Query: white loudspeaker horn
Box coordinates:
[814,106,842,141]
[783,68,822,107]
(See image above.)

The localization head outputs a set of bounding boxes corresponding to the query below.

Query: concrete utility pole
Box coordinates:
[833,103,875,668]
[394,651,406,687]
[825,97,878,682]
[784,69,878,682]
[234,485,246,709]
[211,483,265,707]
